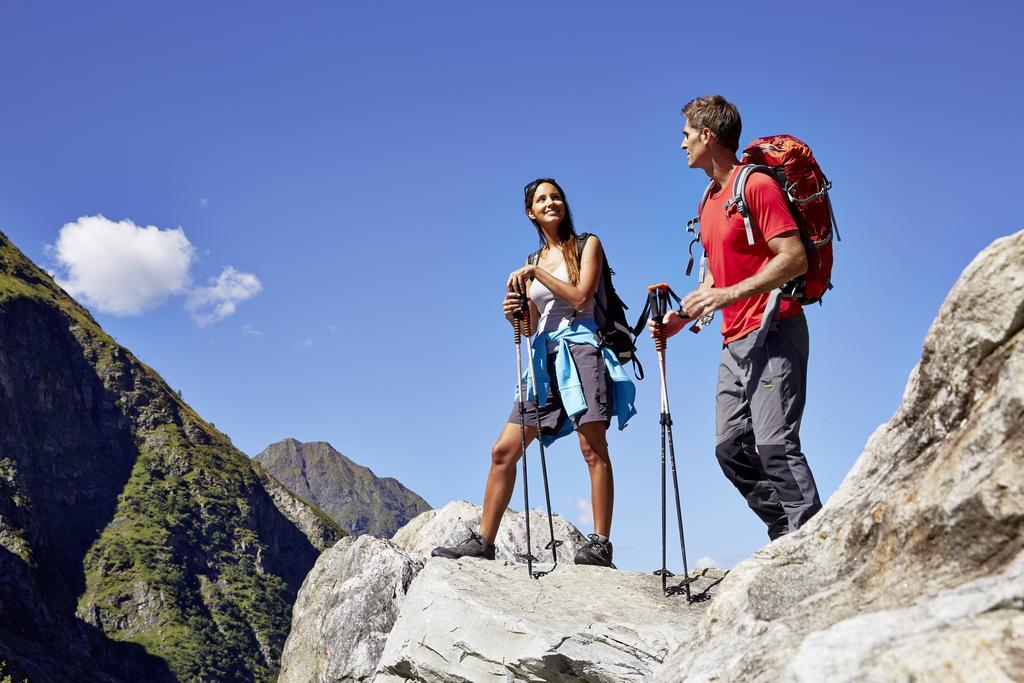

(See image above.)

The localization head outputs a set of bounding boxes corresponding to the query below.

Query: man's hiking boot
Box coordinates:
[431,532,496,560]
[574,534,615,568]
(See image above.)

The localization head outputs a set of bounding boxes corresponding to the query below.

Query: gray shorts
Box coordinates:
[507,342,612,436]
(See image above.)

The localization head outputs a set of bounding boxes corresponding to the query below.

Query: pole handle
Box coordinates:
[512,292,530,336]
[646,284,688,352]
[647,286,668,352]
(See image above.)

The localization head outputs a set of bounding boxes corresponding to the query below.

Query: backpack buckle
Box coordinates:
[725,197,747,217]
[781,277,805,300]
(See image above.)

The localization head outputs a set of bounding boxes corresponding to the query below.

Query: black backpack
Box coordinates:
[527,233,644,380]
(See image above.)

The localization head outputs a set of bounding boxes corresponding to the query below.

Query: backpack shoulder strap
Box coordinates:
[696,179,715,218]
[577,232,606,276]
[726,164,773,247]
[576,232,593,258]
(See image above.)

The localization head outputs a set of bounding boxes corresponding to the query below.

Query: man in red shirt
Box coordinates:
[661,95,822,539]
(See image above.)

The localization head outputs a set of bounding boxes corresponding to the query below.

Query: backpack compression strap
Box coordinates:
[728,165,842,246]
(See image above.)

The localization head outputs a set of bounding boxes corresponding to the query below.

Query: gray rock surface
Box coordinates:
[375,560,726,683]
[278,499,720,679]
[279,535,422,683]
[392,499,588,564]
[279,501,597,681]
[655,230,1024,682]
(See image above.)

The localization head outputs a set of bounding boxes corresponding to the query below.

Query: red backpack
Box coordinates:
[687,134,840,304]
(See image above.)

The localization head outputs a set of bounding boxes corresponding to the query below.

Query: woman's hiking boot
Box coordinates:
[431,532,496,560]
[573,534,615,568]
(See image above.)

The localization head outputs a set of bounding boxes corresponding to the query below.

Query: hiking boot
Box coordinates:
[574,534,615,568]
[431,532,496,560]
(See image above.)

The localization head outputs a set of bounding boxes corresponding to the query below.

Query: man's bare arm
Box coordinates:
[682,232,806,319]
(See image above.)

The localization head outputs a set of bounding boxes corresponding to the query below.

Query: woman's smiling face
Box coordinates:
[527,181,565,229]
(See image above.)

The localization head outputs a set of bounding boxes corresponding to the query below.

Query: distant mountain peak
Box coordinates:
[255,438,431,538]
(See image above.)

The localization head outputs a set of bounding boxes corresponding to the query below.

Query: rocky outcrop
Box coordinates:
[280,500,619,683]
[0,231,343,681]
[375,561,726,682]
[656,229,1024,681]
[279,500,720,682]
[256,438,431,537]
[391,499,587,564]
[279,536,423,683]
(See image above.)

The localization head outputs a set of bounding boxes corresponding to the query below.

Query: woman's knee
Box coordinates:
[582,450,611,470]
[578,432,610,469]
[491,438,519,469]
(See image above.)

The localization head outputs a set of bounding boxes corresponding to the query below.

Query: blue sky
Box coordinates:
[1,1,1021,572]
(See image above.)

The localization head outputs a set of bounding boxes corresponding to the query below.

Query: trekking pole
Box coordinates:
[521,300,563,578]
[512,295,538,577]
[647,284,695,600]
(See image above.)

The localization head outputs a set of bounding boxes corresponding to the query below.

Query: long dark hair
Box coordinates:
[523,177,581,286]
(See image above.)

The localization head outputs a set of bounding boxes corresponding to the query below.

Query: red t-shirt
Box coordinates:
[700,167,803,344]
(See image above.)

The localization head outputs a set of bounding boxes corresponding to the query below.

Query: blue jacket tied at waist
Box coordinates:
[515,318,637,446]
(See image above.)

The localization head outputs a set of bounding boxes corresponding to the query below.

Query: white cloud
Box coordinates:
[693,555,720,570]
[241,324,264,336]
[186,267,262,328]
[49,214,261,326]
[572,497,593,527]
[300,339,314,348]
[51,215,194,315]
[199,198,209,208]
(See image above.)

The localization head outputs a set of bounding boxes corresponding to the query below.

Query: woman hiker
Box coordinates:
[431,178,636,568]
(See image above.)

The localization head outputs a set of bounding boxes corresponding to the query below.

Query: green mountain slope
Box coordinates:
[255,439,430,538]
[0,231,343,682]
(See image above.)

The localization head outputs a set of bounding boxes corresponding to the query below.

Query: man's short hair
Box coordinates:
[682,95,742,153]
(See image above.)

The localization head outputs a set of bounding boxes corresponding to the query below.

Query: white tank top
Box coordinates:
[530,263,596,352]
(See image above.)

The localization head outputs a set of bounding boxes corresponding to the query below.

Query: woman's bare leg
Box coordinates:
[577,421,613,537]
[479,421,537,541]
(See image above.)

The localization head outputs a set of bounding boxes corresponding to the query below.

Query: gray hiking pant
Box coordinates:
[715,313,821,539]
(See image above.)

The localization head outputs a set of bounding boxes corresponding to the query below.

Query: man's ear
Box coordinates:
[702,127,713,144]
